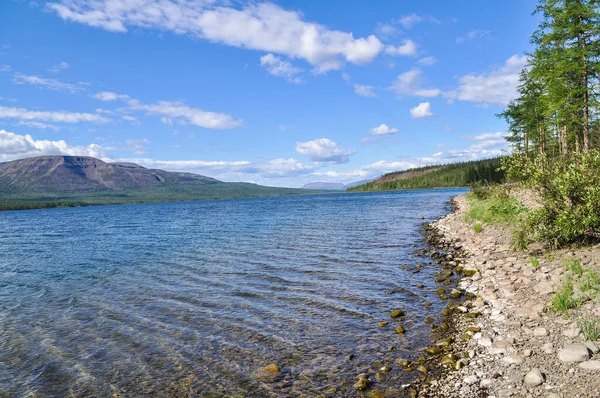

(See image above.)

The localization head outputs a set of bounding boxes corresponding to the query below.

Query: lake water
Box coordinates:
[0,188,467,397]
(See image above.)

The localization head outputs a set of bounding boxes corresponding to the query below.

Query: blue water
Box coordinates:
[0,188,467,397]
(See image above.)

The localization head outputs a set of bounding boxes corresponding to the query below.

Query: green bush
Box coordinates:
[503,150,600,248]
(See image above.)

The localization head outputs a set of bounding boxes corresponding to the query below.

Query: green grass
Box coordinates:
[563,258,584,276]
[530,256,540,269]
[348,157,505,192]
[578,316,600,341]
[465,195,526,225]
[579,269,600,292]
[473,223,482,233]
[551,277,581,314]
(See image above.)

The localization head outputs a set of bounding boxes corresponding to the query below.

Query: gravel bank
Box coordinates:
[417,194,600,398]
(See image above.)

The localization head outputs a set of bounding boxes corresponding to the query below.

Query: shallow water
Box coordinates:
[0,188,467,397]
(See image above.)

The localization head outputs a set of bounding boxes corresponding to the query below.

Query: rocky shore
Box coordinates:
[415,194,600,398]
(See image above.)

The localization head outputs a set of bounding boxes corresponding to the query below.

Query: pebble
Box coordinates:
[562,327,581,338]
[478,337,493,347]
[524,368,544,386]
[464,375,479,385]
[557,343,590,363]
[584,341,599,354]
[579,360,600,371]
[502,354,525,365]
[533,327,549,337]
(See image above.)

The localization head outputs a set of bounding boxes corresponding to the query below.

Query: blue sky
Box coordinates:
[0,0,538,187]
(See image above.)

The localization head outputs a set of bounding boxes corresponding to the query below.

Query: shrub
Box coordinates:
[505,150,600,248]
[579,269,600,293]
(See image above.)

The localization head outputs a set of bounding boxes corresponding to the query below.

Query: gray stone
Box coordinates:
[464,375,479,385]
[478,336,493,347]
[562,327,581,338]
[584,341,599,354]
[524,368,544,386]
[480,378,494,388]
[579,360,600,371]
[542,342,554,354]
[502,354,525,365]
[557,343,590,363]
[533,327,549,337]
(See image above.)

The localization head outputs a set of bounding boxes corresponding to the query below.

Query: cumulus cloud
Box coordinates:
[48,1,384,73]
[385,39,418,56]
[448,55,526,106]
[260,53,303,83]
[48,61,71,73]
[12,73,88,93]
[92,91,242,129]
[389,69,441,98]
[353,84,377,98]
[456,29,490,43]
[0,106,110,123]
[410,102,434,118]
[369,124,399,136]
[0,129,109,161]
[295,138,356,163]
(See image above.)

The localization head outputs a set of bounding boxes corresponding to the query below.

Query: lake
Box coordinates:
[0,188,467,397]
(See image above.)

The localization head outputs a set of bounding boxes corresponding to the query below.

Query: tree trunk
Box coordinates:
[580,14,590,151]
[538,121,545,156]
[561,123,568,156]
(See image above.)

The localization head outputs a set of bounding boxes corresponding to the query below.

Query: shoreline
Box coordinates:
[412,194,600,398]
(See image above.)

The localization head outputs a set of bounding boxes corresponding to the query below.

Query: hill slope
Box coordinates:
[0,156,323,210]
[0,156,218,192]
[348,158,505,192]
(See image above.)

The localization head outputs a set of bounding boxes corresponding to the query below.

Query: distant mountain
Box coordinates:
[301,182,346,190]
[302,179,375,190]
[0,156,324,210]
[0,156,218,192]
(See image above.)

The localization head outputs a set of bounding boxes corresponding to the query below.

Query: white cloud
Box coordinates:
[397,13,422,29]
[133,101,242,130]
[295,138,355,163]
[369,124,399,136]
[48,1,384,73]
[12,73,87,93]
[18,121,60,131]
[125,138,150,154]
[260,53,303,83]
[385,39,418,56]
[0,129,109,161]
[92,91,242,129]
[131,157,318,179]
[410,102,434,118]
[456,30,490,44]
[48,61,71,73]
[375,22,398,38]
[93,91,130,101]
[353,84,377,98]
[390,69,441,98]
[451,55,526,106]
[279,124,294,132]
[121,114,139,124]
[397,13,439,29]
[418,56,437,66]
[0,106,110,123]
[0,65,12,73]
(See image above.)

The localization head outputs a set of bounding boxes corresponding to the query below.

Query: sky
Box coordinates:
[0,0,539,187]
